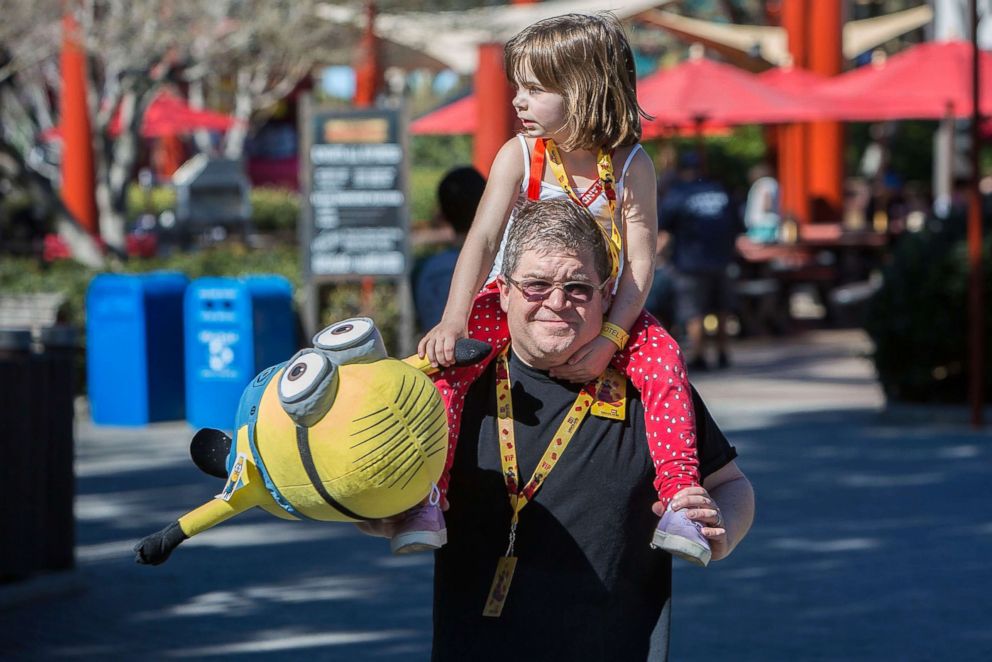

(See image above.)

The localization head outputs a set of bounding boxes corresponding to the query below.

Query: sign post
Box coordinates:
[299,97,413,355]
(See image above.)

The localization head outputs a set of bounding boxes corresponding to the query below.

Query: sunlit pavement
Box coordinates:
[2,329,990,660]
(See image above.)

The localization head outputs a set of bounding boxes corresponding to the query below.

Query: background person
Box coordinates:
[743,162,780,244]
[658,151,743,371]
[414,166,486,331]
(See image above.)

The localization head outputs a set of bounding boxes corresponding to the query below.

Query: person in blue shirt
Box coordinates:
[658,152,743,371]
[414,167,486,331]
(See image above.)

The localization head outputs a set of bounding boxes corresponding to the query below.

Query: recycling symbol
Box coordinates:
[208,337,235,372]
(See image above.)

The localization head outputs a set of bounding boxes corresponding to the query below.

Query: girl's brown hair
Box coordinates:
[504,12,651,151]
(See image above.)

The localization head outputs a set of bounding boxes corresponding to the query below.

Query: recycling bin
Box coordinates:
[86,272,188,425]
[184,275,295,430]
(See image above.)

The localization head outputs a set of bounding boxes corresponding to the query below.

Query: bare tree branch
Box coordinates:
[0,0,357,256]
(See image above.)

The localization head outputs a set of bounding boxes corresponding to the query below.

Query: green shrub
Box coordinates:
[248,187,299,233]
[410,166,447,226]
[409,135,474,227]
[127,176,441,232]
[0,257,94,329]
[845,121,937,185]
[125,184,300,233]
[125,185,176,219]
[321,282,402,354]
[411,135,472,168]
[865,226,992,403]
[0,245,409,369]
[128,243,302,288]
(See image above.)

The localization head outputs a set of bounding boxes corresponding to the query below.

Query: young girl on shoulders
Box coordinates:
[396,12,711,566]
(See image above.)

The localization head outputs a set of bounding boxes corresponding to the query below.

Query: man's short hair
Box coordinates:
[438,166,485,236]
[501,198,612,283]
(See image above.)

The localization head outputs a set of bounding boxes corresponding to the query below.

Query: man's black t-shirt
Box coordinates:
[432,351,737,661]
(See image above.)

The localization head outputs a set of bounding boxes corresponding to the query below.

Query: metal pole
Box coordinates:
[298,93,319,340]
[968,0,985,427]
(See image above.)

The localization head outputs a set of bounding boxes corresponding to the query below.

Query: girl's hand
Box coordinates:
[550,335,617,383]
[418,319,468,367]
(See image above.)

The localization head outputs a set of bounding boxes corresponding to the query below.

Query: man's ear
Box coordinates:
[602,279,615,310]
[497,275,511,314]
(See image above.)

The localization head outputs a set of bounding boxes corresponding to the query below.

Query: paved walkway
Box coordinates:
[2,330,990,660]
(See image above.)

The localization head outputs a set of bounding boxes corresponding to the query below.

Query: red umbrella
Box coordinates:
[109,90,237,137]
[758,66,830,94]
[411,95,475,135]
[637,55,824,130]
[758,65,887,122]
[412,92,732,138]
[43,90,237,141]
[815,40,992,120]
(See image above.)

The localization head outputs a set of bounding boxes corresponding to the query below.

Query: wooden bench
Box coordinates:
[0,293,67,331]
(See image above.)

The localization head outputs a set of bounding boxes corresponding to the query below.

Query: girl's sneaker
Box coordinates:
[650,505,711,566]
[390,501,447,554]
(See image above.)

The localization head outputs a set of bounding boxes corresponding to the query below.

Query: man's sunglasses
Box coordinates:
[504,275,609,303]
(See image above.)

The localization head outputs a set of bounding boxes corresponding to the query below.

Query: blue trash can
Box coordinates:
[184,276,296,430]
[86,272,188,426]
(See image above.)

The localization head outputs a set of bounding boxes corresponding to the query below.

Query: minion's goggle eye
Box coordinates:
[313,317,375,350]
[279,350,332,404]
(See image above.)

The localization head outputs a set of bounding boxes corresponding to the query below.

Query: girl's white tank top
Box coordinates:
[486,134,644,284]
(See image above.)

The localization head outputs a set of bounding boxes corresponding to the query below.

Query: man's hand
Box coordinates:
[550,335,616,383]
[653,486,730,562]
[355,517,401,539]
[354,496,450,538]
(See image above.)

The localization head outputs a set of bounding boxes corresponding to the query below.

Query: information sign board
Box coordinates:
[303,108,408,277]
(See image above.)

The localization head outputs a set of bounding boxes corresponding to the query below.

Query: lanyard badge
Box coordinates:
[483,348,607,617]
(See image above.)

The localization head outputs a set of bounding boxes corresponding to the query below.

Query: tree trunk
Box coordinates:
[54,211,106,268]
[222,68,253,160]
[188,79,216,156]
[0,137,105,268]
[92,134,123,251]
[94,87,149,251]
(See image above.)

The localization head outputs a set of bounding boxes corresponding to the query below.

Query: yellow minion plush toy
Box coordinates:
[135,317,490,565]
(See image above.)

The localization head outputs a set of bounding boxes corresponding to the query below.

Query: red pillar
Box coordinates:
[473,43,515,178]
[967,0,984,426]
[152,135,185,180]
[778,0,809,225]
[60,13,97,235]
[806,1,844,221]
[353,0,380,108]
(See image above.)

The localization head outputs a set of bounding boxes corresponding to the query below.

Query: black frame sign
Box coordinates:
[301,106,408,278]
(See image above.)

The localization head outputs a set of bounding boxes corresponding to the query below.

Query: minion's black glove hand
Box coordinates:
[134,521,188,565]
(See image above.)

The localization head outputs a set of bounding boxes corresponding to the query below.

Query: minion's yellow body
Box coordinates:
[134,317,480,565]
[178,358,447,538]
